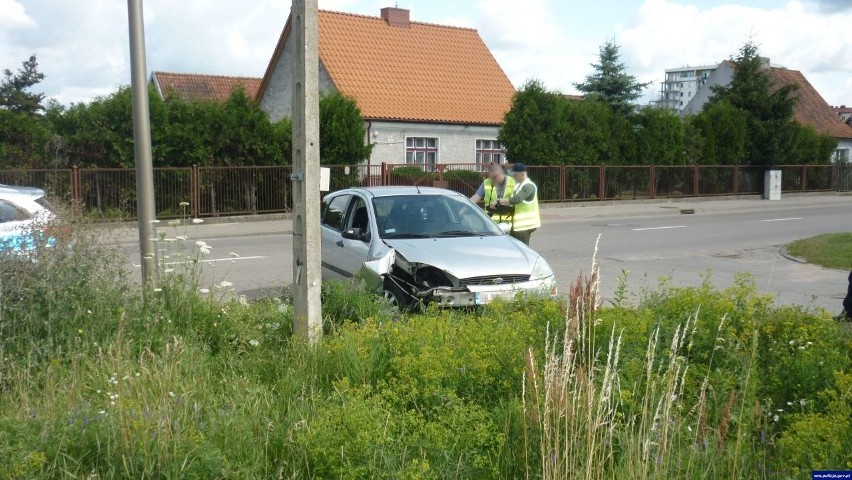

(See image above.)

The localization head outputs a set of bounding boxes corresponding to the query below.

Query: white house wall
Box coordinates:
[367,121,501,165]
[259,31,336,122]
[835,138,852,162]
[681,61,735,116]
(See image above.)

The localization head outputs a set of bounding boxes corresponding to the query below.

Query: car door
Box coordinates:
[320,193,352,280]
[335,194,373,278]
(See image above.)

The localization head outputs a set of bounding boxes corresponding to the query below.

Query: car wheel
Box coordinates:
[382,280,411,312]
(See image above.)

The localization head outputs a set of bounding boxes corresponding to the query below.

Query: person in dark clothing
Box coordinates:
[842,270,852,321]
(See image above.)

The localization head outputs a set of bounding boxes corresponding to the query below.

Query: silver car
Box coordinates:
[320,187,556,308]
[0,185,57,253]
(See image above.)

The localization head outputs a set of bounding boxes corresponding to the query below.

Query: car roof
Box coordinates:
[0,185,47,198]
[329,186,464,198]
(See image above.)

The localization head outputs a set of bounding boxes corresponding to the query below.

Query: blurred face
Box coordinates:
[488,166,504,183]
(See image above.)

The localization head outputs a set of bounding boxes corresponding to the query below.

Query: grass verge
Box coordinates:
[787,232,852,270]
[1,213,851,478]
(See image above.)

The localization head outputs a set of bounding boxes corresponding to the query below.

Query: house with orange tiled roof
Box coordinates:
[257,7,516,168]
[681,59,852,162]
[152,72,262,103]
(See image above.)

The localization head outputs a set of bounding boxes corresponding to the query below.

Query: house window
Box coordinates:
[476,139,504,166]
[835,149,850,163]
[406,137,438,167]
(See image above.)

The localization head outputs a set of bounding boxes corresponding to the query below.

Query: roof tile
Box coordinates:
[260,10,516,125]
[153,72,262,103]
[771,68,852,139]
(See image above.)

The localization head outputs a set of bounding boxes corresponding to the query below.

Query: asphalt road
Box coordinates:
[124,199,852,312]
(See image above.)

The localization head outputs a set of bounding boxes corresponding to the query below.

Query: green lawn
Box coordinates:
[787,232,852,270]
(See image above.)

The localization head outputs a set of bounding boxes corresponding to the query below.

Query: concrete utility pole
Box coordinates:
[127,0,158,286]
[291,0,323,343]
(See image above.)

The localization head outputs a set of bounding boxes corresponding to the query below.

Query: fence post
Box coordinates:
[831,163,836,191]
[801,165,808,192]
[693,164,700,197]
[381,162,388,186]
[71,165,80,204]
[190,164,200,218]
[649,164,656,199]
[733,165,739,196]
[599,165,605,201]
[559,166,566,202]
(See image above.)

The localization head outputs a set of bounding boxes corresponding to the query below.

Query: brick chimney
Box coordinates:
[381,7,410,28]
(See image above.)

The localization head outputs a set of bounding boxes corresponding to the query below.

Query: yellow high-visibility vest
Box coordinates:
[512,178,540,231]
[483,176,516,223]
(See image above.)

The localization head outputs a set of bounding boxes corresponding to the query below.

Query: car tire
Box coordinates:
[383,280,411,312]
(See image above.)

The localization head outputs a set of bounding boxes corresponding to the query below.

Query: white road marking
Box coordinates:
[760,217,803,223]
[132,255,266,268]
[632,225,687,232]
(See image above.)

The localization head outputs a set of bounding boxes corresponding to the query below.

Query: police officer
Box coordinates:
[492,163,540,245]
[470,164,516,225]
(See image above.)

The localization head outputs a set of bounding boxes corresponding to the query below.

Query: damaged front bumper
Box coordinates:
[356,249,557,307]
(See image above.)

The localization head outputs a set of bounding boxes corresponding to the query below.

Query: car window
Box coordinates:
[321,195,351,231]
[0,200,29,223]
[35,196,52,211]
[346,196,370,232]
[373,195,502,239]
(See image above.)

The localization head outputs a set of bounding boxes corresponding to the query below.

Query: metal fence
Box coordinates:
[1,163,848,219]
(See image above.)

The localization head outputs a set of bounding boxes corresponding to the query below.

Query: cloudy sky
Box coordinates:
[1,0,850,106]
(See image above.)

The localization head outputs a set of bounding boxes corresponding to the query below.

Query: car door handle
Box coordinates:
[336,240,344,247]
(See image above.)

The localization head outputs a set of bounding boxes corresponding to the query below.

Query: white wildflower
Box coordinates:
[168,391,176,398]
[788,340,795,345]
[179,201,190,207]
[249,339,260,347]
[239,295,249,307]
[168,219,181,226]
[164,268,174,274]
[199,288,210,294]
[151,219,161,224]
[176,235,188,241]
[277,304,289,314]
[799,399,807,406]
[199,246,211,255]
[154,288,163,292]
[163,238,176,243]
[195,240,208,247]
[192,218,204,224]
[99,410,106,415]
[219,280,233,288]
[772,414,779,422]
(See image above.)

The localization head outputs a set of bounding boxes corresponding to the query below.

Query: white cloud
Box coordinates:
[0,0,35,29]
[617,0,852,105]
[473,0,596,93]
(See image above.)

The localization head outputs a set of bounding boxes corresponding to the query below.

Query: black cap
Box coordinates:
[508,163,528,174]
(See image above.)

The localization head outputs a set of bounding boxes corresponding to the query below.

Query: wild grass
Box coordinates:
[1,210,850,478]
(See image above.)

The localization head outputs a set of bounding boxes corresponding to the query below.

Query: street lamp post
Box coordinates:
[127,0,158,286]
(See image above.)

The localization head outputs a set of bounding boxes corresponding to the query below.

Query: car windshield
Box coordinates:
[374,194,503,239]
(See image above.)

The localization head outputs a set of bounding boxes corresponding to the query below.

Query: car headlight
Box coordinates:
[530,256,554,281]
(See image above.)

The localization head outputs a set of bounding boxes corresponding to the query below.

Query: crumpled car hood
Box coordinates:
[383,235,540,280]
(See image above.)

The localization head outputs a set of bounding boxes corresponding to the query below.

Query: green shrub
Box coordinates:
[390,166,435,185]
[2,216,851,479]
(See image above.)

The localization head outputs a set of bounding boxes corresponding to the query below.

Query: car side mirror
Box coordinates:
[342,227,368,242]
[497,222,511,234]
